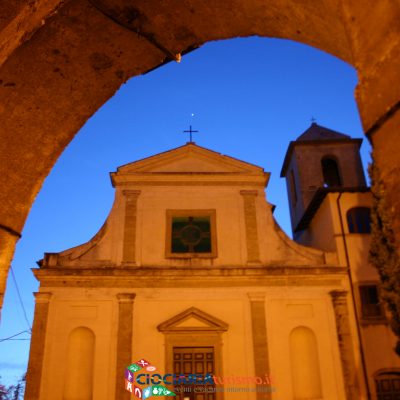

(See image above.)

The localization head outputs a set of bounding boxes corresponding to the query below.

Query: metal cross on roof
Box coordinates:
[183,125,198,143]
[311,116,317,124]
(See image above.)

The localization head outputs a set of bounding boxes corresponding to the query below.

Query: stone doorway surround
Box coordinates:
[157,307,228,400]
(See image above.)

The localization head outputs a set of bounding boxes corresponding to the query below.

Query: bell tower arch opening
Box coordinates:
[321,156,342,187]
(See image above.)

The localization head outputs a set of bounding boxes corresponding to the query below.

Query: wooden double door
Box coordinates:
[173,347,216,400]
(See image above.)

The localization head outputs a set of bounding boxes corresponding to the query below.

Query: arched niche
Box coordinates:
[289,326,322,399]
[63,326,96,400]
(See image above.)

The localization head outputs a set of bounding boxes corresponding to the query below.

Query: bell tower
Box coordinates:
[281,122,366,238]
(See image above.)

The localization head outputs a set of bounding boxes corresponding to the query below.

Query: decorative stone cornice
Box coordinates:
[114,178,267,187]
[34,264,348,277]
[34,266,346,288]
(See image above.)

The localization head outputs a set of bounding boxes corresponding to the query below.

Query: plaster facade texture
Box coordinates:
[26,143,362,400]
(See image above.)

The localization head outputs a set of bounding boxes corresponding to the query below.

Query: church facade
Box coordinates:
[25,127,399,399]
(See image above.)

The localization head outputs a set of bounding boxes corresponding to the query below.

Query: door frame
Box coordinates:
[157,307,228,400]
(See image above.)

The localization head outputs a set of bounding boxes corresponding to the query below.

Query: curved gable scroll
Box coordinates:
[157,307,228,333]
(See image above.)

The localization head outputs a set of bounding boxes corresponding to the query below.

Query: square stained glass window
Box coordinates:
[171,216,211,253]
[166,210,217,258]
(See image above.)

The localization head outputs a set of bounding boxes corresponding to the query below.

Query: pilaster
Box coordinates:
[329,290,360,399]
[240,190,261,263]
[248,292,271,400]
[122,190,141,264]
[25,292,52,400]
[115,293,136,400]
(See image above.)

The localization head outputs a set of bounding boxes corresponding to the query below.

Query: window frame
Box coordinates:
[357,283,386,323]
[165,209,217,259]
[347,207,371,234]
[374,370,400,400]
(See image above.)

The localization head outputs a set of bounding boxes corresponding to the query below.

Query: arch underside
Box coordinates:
[0,0,400,311]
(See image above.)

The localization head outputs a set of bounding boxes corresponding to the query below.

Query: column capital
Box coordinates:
[122,190,141,197]
[329,290,348,301]
[240,190,258,197]
[117,293,136,303]
[34,292,52,303]
[247,292,266,302]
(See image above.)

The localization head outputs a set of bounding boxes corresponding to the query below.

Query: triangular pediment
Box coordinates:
[116,143,264,175]
[157,307,229,333]
[175,317,211,328]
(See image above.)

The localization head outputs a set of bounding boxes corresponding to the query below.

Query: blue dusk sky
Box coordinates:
[0,36,370,386]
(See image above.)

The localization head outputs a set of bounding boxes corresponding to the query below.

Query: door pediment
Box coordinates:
[157,307,228,333]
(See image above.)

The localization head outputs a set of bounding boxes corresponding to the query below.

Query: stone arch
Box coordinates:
[63,326,96,400]
[289,325,323,399]
[0,0,399,314]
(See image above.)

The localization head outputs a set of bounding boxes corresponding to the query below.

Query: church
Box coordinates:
[25,123,400,400]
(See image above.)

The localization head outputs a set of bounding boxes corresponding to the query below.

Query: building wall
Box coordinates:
[295,195,336,253]
[303,191,400,397]
[39,291,117,400]
[37,285,349,400]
